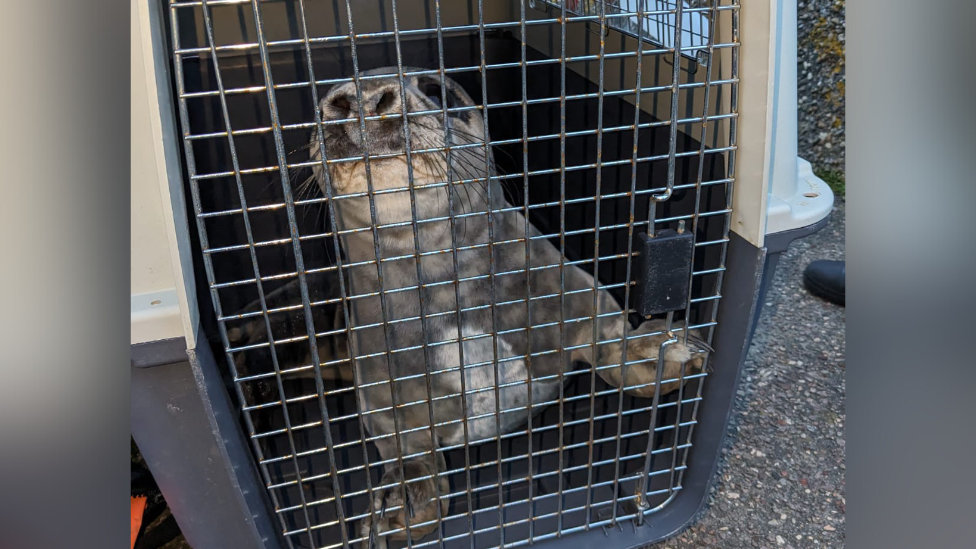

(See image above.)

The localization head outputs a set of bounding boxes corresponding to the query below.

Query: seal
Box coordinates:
[303,67,710,548]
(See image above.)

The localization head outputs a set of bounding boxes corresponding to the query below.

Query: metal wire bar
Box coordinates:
[313,478,694,549]
[193,150,737,194]
[386,1,449,544]
[229,334,722,390]
[168,6,728,49]
[198,175,736,225]
[246,1,354,546]
[180,67,738,101]
[283,443,699,518]
[553,0,568,535]
[654,0,685,203]
[675,0,740,496]
[293,0,382,544]
[516,0,537,541]
[663,0,721,506]
[338,1,419,546]
[259,404,705,469]
[228,319,719,382]
[381,0,456,549]
[200,211,725,260]
[472,1,507,545]
[631,0,685,520]
[197,2,323,545]
[582,0,608,529]
[634,333,676,521]
[534,0,710,58]
[181,72,738,118]
[430,0,479,546]
[169,7,298,548]
[184,109,739,147]
[608,0,649,527]
[221,283,723,350]
[192,144,737,183]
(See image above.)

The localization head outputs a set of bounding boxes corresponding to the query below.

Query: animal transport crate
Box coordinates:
[130,1,833,549]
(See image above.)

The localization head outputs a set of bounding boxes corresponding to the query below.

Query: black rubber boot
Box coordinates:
[802,260,845,307]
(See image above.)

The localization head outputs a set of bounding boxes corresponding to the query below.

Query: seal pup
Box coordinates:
[307,67,710,547]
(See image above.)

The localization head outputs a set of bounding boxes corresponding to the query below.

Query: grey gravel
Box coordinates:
[659,199,846,548]
[657,7,847,545]
[797,0,846,172]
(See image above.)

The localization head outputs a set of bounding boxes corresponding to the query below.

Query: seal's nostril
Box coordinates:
[376,91,395,114]
[331,96,352,114]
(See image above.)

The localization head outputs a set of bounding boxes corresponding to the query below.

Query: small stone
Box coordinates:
[776,535,785,545]
[726,492,740,499]
[824,525,835,531]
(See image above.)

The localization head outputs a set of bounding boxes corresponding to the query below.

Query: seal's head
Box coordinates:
[309,67,491,232]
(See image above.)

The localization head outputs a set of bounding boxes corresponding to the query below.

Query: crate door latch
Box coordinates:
[635,220,695,317]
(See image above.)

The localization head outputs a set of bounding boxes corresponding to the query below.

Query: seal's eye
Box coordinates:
[419,78,464,121]
[422,82,443,107]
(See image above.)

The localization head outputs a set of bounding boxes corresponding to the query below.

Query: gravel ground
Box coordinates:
[144,3,846,548]
[797,0,846,172]
[660,200,846,549]
[657,5,847,546]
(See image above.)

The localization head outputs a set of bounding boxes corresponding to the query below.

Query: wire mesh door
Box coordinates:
[166,0,739,548]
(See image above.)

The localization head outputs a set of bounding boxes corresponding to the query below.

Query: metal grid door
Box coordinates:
[165,1,739,548]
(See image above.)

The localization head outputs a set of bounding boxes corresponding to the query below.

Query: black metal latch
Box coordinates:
[635,220,695,316]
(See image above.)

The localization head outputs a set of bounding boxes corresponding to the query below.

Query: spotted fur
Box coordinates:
[304,67,710,547]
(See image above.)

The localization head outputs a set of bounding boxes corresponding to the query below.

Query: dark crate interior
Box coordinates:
[178,31,728,549]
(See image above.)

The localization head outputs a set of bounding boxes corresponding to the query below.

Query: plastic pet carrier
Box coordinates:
[130,1,832,548]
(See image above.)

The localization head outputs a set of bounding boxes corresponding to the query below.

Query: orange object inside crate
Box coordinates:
[130,496,147,549]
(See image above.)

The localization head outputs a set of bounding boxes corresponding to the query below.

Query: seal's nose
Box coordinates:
[323,82,401,120]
